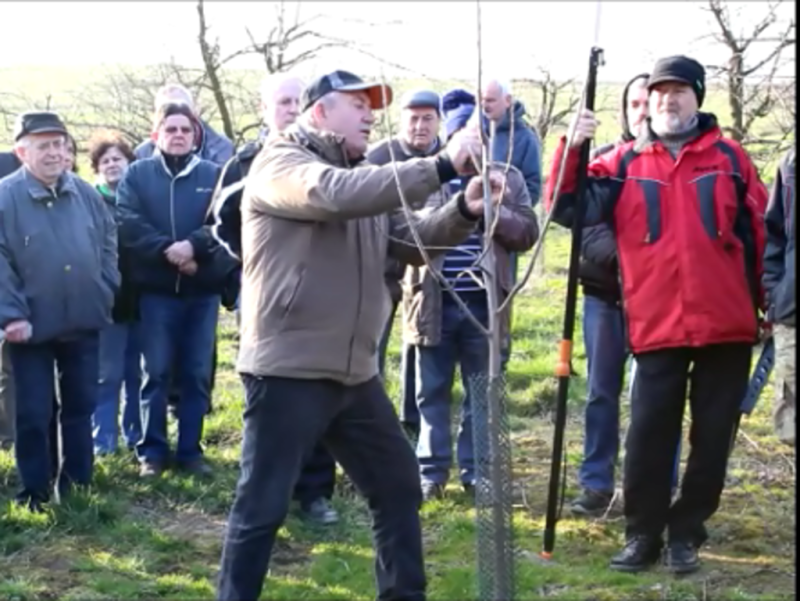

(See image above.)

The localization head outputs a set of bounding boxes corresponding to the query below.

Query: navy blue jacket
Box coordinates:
[0,169,119,343]
[117,153,234,297]
[763,148,795,326]
[484,101,542,205]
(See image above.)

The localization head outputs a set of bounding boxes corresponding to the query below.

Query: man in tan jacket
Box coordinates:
[216,70,500,601]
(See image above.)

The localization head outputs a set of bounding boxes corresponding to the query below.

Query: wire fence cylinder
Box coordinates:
[470,371,515,601]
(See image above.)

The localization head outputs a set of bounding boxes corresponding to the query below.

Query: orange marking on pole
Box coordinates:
[554,340,572,377]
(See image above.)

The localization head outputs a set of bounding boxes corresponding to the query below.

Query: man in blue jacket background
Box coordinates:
[118,103,234,478]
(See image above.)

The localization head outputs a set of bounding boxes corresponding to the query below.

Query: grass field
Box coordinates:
[0,230,794,601]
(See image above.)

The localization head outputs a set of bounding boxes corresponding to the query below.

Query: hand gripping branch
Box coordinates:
[541,43,605,560]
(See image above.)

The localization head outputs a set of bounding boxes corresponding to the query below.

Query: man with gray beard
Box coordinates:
[546,56,768,575]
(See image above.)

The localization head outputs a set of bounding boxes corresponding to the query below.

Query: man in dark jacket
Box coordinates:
[366,88,443,440]
[118,103,236,478]
[763,147,795,445]
[547,56,768,574]
[570,72,684,516]
[210,73,340,526]
[0,151,21,449]
[136,83,233,416]
[0,112,119,509]
[480,78,543,368]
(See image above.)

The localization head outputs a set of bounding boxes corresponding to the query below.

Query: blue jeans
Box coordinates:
[9,332,100,498]
[378,299,418,432]
[580,295,680,493]
[137,293,219,465]
[580,295,629,493]
[416,293,489,486]
[93,322,142,453]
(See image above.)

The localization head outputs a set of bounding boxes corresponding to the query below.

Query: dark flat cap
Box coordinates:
[400,89,441,113]
[13,111,69,142]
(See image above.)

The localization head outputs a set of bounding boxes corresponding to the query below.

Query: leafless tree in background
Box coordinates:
[700,0,795,164]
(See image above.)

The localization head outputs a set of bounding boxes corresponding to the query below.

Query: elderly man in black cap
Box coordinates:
[0,111,119,510]
[367,88,443,440]
[547,55,768,574]
[215,69,502,601]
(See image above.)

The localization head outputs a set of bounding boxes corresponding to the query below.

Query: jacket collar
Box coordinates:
[284,123,357,167]
[153,151,201,179]
[24,168,78,201]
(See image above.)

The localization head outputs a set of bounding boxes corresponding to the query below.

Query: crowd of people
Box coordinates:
[0,51,794,601]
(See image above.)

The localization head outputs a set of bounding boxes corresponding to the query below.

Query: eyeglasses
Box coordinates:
[164,126,194,135]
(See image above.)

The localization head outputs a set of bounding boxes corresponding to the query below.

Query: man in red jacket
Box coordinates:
[546,55,768,574]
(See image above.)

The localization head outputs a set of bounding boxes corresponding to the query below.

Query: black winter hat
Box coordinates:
[13,111,69,142]
[647,55,706,107]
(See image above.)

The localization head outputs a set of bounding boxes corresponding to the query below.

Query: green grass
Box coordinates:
[0,230,794,600]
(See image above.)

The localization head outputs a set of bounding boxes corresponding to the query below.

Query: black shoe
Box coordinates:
[176,459,213,477]
[665,540,701,575]
[300,497,339,525]
[571,488,613,517]
[421,481,444,502]
[14,490,49,513]
[609,536,663,573]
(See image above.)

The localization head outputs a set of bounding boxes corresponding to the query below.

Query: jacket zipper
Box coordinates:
[170,176,180,294]
[164,156,199,295]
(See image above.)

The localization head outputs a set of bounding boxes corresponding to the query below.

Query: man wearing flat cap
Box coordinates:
[546,55,768,574]
[0,111,120,510]
[216,69,504,601]
[367,88,443,440]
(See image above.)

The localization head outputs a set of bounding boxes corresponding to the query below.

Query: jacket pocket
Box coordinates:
[280,265,307,322]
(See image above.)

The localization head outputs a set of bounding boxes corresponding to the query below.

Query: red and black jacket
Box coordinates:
[546,113,768,354]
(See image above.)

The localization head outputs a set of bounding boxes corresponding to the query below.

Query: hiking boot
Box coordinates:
[570,488,613,517]
[665,540,701,575]
[139,461,166,478]
[421,481,445,502]
[609,536,663,573]
[176,459,213,478]
[300,497,339,525]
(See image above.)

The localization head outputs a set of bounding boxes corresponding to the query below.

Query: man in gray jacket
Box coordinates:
[0,111,120,510]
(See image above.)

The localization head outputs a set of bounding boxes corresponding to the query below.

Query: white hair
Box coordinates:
[260,72,305,106]
[154,83,194,110]
[484,77,513,97]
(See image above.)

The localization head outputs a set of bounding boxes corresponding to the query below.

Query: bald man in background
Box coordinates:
[210,73,340,525]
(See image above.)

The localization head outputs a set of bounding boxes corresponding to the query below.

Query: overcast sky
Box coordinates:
[0,1,794,83]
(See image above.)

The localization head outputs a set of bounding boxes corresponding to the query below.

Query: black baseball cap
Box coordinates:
[13,111,69,142]
[301,70,393,112]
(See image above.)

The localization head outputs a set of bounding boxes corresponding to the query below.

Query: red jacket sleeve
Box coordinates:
[544,136,625,227]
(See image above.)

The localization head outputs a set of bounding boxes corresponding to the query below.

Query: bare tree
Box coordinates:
[196,0,237,141]
[516,69,581,154]
[62,61,209,149]
[701,0,795,148]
